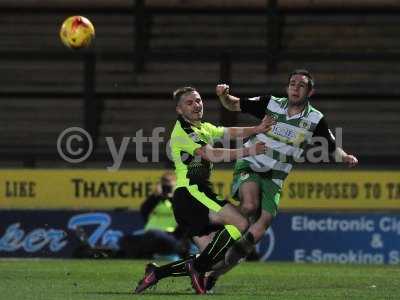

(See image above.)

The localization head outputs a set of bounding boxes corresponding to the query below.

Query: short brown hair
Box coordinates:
[173,86,197,103]
[289,69,314,90]
[161,170,176,180]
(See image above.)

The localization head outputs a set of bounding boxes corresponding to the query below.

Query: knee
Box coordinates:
[240,198,258,217]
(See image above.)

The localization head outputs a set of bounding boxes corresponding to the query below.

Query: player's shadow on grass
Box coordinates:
[78,291,196,296]
[76,292,132,296]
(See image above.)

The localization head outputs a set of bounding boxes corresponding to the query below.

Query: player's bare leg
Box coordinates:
[205,180,273,290]
[205,210,273,292]
[239,181,260,220]
[186,203,249,294]
[247,209,273,242]
[203,181,261,289]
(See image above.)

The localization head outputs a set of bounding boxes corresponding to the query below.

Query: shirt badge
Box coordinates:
[299,119,311,130]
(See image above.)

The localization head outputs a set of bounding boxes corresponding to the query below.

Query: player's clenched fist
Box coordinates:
[254,115,276,134]
[343,154,358,168]
[216,84,229,97]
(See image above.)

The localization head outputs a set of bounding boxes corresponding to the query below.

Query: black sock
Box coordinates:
[154,255,195,279]
[225,231,255,265]
[239,231,255,251]
[193,228,236,273]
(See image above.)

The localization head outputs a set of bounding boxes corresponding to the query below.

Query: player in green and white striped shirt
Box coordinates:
[215,69,358,267]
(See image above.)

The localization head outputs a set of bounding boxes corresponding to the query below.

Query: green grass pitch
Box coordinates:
[0,259,399,300]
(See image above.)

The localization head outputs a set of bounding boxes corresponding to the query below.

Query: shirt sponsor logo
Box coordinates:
[299,119,311,130]
[240,172,250,181]
[271,124,297,140]
[189,132,200,142]
[269,113,279,121]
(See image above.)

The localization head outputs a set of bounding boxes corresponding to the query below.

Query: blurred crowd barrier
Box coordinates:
[1,169,399,210]
[1,169,399,263]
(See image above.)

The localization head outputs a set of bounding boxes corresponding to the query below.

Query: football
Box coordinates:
[59,16,95,49]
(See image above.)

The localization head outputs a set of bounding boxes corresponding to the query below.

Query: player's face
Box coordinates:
[161,174,176,189]
[176,91,204,123]
[287,74,314,105]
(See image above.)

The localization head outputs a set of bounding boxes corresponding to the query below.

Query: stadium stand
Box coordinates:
[0,98,83,150]
[0,0,399,166]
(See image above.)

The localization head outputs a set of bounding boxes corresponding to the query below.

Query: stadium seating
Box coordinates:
[0,98,83,150]
[0,3,399,165]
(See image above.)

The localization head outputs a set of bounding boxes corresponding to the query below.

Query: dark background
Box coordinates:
[0,0,399,169]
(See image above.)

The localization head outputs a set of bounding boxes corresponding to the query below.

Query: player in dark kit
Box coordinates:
[135,87,275,294]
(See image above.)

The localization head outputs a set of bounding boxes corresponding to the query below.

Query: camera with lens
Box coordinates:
[161,184,173,195]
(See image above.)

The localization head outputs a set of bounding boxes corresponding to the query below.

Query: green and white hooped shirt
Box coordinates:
[240,95,336,188]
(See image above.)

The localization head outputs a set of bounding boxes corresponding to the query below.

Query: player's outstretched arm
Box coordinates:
[216,84,241,111]
[226,115,276,139]
[195,143,267,163]
[334,147,359,168]
[313,117,358,168]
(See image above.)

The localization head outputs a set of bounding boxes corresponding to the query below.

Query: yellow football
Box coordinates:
[59,16,95,49]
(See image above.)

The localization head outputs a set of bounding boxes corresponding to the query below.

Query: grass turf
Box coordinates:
[0,259,398,300]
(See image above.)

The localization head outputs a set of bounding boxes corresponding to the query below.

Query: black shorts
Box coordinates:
[172,184,227,237]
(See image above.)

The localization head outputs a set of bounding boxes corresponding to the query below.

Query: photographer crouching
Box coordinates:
[120,171,190,259]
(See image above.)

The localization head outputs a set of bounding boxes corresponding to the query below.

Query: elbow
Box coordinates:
[228,104,240,112]
[195,147,215,162]
[226,105,236,112]
[221,101,238,112]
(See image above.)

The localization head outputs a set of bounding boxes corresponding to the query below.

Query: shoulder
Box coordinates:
[307,104,324,124]
[170,120,195,143]
[200,121,224,138]
[308,103,323,116]
[270,95,287,105]
[267,95,288,113]
[171,120,184,137]
[201,121,219,130]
